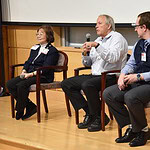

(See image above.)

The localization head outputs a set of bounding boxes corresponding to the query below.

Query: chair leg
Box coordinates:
[75,110,79,125]
[11,95,15,118]
[36,90,41,123]
[64,94,72,117]
[118,125,122,138]
[101,100,105,131]
[42,90,48,113]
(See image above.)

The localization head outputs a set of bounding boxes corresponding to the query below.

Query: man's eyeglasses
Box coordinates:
[131,23,143,28]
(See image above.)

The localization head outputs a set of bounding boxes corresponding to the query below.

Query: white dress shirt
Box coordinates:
[82,31,128,75]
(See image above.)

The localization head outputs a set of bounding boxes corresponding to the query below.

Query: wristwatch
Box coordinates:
[137,73,141,81]
[95,43,100,48]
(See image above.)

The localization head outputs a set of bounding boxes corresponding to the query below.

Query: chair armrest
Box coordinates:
[101,69,121,93]
[101,70,121,76]
[10,64,24,68]
[74,66,91,76]
[36,65,68,80]
[35,65,68,89]
[10,64,24,78]
[36,65,68,72]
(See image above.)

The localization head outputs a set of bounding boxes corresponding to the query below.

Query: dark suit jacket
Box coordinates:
[23,43,59,82]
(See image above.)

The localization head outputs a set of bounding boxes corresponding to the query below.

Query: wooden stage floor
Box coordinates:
[0,90,150,150]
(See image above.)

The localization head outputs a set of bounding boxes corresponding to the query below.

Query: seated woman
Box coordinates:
[7,25,59,120]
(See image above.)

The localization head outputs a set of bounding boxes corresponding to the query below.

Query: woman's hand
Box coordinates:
[24,73,34,79]
[20,70,26,79]
[20,69,26,76]
[24,73,33,79]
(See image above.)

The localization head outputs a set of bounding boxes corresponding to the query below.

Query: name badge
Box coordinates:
[141,52,146,62]
[41,48,49,54]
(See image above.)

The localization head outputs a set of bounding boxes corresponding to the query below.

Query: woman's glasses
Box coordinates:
[36,33,44,36]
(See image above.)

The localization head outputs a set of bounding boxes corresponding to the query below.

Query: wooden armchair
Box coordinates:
[10,51,72,122]
[74,66,120,131]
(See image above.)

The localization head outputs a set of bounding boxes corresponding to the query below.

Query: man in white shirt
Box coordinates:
[61,14,128,132]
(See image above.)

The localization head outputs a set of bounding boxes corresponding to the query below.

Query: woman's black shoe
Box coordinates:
[22,101,37,120]
[16,111,24,120]
[22,107,37,120]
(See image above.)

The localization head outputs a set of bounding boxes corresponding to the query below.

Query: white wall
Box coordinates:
[1,0,150,23]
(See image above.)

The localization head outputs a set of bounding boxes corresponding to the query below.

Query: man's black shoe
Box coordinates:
[16,111,24,120]
[88,114,110,132]
[78,114,93,129]
[129,129,150,147]
[22,102,37,120]
[115,128,137,143]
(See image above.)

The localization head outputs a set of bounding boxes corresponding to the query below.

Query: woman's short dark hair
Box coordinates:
[37,25,55,43]
[138,11,150,30]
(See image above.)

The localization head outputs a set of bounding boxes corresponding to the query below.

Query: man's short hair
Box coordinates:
[99,14,115,31]
[138,11,150,30]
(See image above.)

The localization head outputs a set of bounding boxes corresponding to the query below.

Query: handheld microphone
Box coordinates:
[83,33,91,56]
[20,74,25,79]
[86,33,91,42]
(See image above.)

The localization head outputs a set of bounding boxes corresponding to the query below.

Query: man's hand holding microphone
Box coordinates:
[82,33,100,56]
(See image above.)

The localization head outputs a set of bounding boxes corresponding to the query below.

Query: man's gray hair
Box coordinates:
[99,14,115,31]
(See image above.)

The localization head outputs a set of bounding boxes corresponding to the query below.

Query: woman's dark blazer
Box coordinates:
[23,43,59,82]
